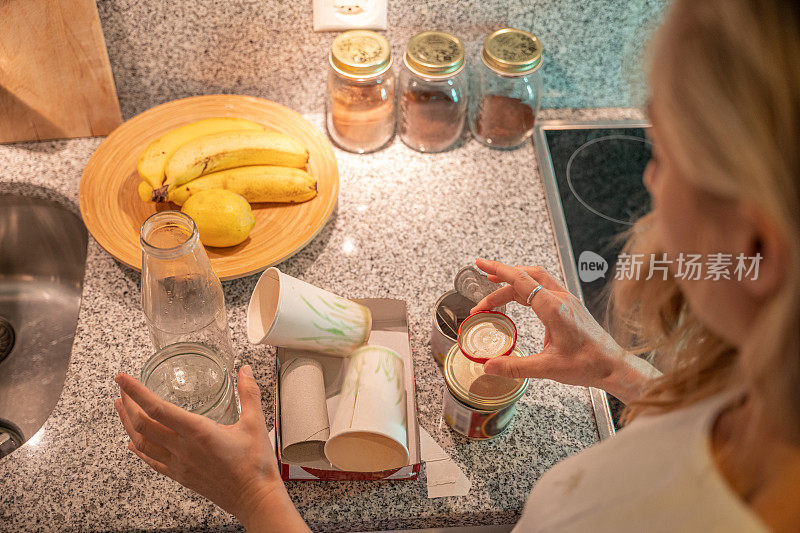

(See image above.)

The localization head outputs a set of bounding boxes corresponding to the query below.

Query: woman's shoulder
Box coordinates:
[513,390,768,533]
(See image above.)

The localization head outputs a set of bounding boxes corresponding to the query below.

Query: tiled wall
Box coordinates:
[97,0,667,119]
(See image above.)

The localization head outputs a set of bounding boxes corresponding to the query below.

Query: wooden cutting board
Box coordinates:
[0,0,122,144]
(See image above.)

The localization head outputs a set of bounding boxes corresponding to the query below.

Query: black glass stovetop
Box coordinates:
[536,124,652,433]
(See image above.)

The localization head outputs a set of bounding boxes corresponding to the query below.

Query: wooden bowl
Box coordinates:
[79,95,338,280]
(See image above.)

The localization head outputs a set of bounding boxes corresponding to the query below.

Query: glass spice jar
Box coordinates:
[326,30,395,154]
[398,31,467,153]
[468,28,543,150]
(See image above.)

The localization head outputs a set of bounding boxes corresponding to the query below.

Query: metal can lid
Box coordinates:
[444,343,529,410]
[454,265,499,304]
[404,31,465,78]
[481,28,543,76]
[330,30,392,78]
[457,311,517,364]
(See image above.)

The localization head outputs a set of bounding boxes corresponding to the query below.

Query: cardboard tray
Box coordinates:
[275,298,421,481]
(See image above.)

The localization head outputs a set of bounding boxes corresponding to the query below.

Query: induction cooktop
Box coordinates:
[534,120,652,439]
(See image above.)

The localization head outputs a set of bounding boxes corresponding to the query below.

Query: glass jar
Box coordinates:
[398,31,467,153]
[139,211,235,372]
[141,342,238,424]
[326,30,395,153]
[468,28,543,150]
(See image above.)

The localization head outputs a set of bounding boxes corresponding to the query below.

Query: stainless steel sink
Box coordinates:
[0,194,87,458]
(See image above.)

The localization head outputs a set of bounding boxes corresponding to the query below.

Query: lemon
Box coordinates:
[181,189,255,247]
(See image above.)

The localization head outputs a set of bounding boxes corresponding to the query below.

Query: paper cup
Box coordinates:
[246,267,372,356]
[324,345,408,472]
[279,357,330,464]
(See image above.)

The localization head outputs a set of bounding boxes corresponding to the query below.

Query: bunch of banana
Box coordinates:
[136,117,316,205]
[138,117,264,191]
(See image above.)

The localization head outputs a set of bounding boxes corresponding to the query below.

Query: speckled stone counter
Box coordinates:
[96,0,666,117]
[0,107,642,532]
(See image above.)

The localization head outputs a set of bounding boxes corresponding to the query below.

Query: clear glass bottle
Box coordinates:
[398,31,467,153]
[326,30,395,154]
[141,342,238,424]
[139,211,235,372]
[468,28,544,150]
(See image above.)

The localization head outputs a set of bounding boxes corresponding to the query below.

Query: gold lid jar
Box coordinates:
[481,28,543,76]
[326,30,396,154]
[330,30,392,78]
[404,31,465,78]
[398,31,468,153]
[444,343,528,411]
[468,28,544,150]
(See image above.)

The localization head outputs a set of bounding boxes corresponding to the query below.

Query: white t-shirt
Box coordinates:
[514,392,770,532]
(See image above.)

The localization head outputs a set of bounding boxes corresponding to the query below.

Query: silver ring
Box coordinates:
[526,284,544,305]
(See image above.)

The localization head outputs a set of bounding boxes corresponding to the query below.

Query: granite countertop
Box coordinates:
[0,108,641,532]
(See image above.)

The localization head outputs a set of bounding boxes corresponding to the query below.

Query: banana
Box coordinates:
[137,117,265,189]
[155,130,309,202]
[168,166,317,206]
[137,180,154,202]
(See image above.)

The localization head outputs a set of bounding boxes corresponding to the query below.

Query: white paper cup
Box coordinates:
[246,267,372,356]
[279,357,330,464]
[324,345,408,472]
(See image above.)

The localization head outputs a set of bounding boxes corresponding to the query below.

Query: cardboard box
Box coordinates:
[275,298,421,481]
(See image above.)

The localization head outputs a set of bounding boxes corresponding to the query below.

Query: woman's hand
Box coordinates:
[114,365,308,533]
[472,259,660,404]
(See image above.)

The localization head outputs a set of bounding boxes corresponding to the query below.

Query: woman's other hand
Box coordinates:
[114,366,308,533]
[472,259,660,404]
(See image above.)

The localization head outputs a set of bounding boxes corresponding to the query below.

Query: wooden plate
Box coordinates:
[79,95,338,281]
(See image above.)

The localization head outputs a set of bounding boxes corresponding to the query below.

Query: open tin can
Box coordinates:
[431,266,505,365]
[442,344,528,439]
[431,290,474,365]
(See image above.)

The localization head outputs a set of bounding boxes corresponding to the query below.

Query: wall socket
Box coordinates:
[313,0,388,32]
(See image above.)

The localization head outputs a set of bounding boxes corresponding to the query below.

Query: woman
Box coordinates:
[115,0,800,530]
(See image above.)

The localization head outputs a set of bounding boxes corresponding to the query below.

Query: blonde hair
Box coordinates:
[612,0,800,442]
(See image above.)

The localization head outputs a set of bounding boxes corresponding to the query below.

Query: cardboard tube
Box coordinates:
[280,357,330,464]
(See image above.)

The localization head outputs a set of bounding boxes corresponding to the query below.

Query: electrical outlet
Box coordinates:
[313,0,387,32]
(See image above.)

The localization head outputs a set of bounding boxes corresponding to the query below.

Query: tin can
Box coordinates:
[431,290,474,365]
[442,344,528,439]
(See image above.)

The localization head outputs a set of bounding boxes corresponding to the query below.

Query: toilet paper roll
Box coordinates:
[279,357,330,464]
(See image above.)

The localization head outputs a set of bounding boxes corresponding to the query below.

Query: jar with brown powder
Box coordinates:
[398,31,467,153]
[468,28,543,150]
[326,30,395,154]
